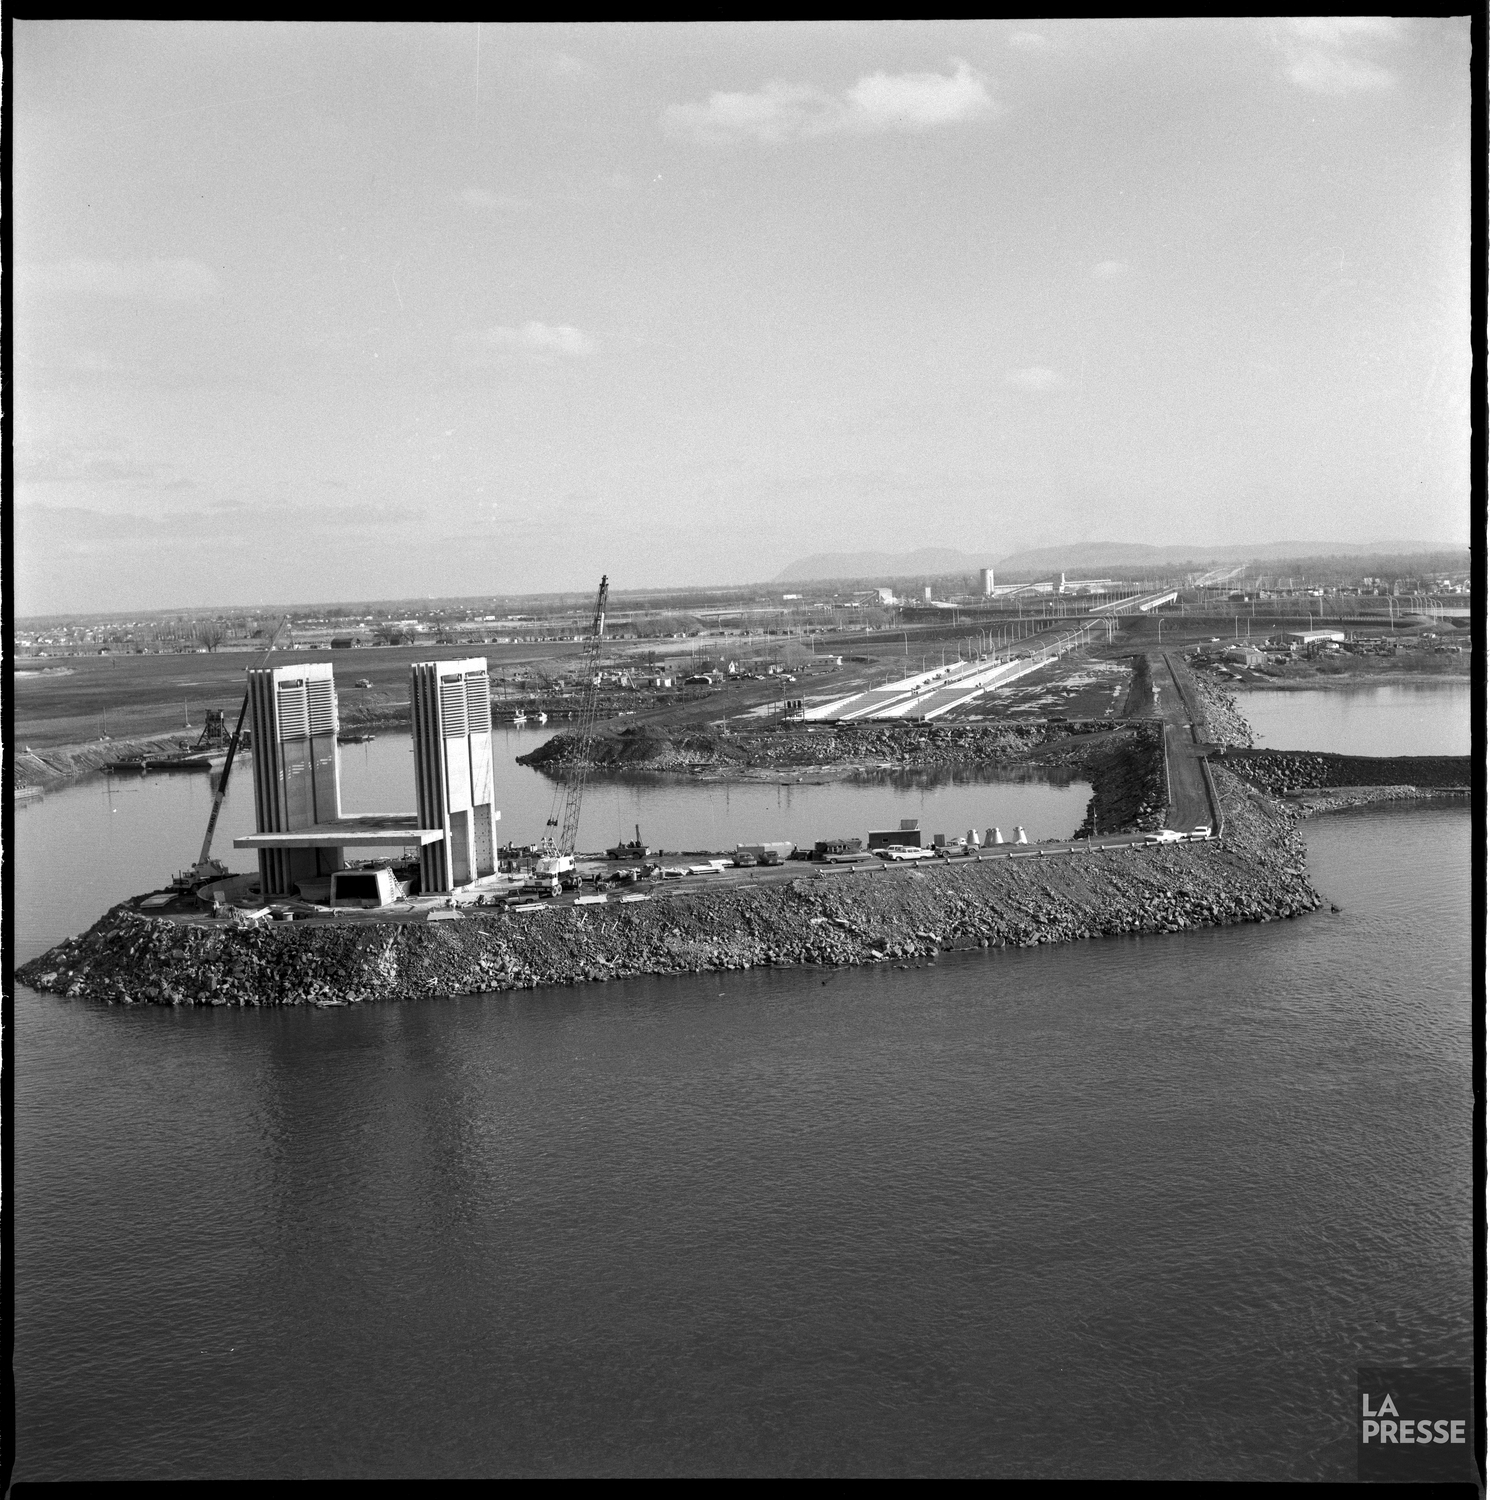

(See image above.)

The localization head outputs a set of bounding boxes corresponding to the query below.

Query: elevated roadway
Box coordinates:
[1090,588,1179,615]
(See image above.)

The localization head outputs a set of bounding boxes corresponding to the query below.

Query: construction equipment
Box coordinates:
[192,708,232,750]
[172,615,291,890]
[536,576,609,874]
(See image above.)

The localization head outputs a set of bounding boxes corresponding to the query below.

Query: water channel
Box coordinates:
[15,728,1091,965]
[12,682,1473,1480]
[1235,678,1471,757]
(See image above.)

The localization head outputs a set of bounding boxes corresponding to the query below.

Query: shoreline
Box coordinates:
[1229,667,1470,693]
[17,767,1321,1007]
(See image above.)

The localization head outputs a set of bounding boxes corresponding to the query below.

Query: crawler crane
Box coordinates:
[534,575,609,884]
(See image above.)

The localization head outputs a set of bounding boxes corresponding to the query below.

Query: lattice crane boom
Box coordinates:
[555,575,609,856]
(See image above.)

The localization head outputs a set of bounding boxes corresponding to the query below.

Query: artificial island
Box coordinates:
[17,567,1472,1006]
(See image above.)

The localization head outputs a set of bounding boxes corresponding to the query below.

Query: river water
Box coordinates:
[1237,679,1471,757]
[14,732,1090,965]
[12,686,1474,1480]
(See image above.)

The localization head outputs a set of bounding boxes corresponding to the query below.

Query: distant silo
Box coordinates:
[980,568,995,595]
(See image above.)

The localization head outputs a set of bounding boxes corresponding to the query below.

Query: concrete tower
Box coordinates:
[980,568,995,596]
[410,657,500,893]
[246,662,344,896]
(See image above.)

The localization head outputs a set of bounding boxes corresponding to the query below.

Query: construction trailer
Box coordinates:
[410,657,501,894]
[867,819,924,851]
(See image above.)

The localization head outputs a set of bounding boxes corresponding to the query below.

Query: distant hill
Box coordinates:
[775,540,1462,585]
[775,548,1002,584]
[994,540,1461,573]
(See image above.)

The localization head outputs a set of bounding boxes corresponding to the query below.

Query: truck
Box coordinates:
[535,853,581,891]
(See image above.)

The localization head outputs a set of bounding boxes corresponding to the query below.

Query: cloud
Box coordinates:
[1092,260,1127,280]
[28,257,220,301]
[1008,32,1052,52]
[459,188,534,213]
[17,443,162,485]
[663,59,997,145]
[458,321,595,359]
[1005,366,1062,392]
[550,52,596,79]
[1270,17,1399,94]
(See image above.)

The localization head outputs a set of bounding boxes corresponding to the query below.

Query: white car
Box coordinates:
[1189,825,1212,840]
[1145,829,1185,844]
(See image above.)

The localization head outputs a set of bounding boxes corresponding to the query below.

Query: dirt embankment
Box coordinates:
[1220,750,1471,794]
[13,736,190,789]
[17,768,1319,1009]
[1121,654,1157,718]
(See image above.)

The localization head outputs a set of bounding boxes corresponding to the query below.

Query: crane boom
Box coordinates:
[555,575,609,856]
[182,614,291,885]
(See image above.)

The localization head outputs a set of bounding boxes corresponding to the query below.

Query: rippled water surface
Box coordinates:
[12,696,1473,1480]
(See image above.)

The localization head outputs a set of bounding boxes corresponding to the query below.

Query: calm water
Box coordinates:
[14,732,1089,965]
[1238,679,1470,757]
[12,691,1474,1479]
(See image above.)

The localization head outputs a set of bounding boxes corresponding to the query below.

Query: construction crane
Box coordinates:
[172,615,291,891]
[536,575,609,874]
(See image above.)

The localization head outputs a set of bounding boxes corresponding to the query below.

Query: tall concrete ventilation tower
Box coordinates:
[410,657,500,893]
[246,662,344,896]
[979,568,995,596]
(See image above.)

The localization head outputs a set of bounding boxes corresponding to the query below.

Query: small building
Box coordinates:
[813,837,863,859]
[1286,630,1345,645]
[867,818,923,850]
[1223,646,1266,667]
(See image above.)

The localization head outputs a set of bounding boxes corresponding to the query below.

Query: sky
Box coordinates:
[14,19,1474,615]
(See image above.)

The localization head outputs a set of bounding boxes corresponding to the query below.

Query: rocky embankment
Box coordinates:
[1294,786,1466,815]
[17,768,1320,1008]
[522,718,1166,839]
[1071,726,1167,836]
[1188,677,1255,747]
[1221,750,1470,794]
[517,719,1113,776]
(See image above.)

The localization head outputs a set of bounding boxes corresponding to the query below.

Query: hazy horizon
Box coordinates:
[16,20,1473,616]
